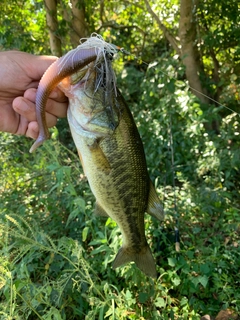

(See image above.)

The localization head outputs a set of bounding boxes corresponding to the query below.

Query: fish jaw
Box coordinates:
[59,60,120,139]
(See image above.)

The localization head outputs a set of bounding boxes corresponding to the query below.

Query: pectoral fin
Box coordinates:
[147,181,165,221]
[94,202,109,217]
[88,139,111,174]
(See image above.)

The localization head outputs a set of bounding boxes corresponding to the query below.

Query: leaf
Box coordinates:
[91,245,109,255]
[172,277,181,286]
[65,183,77,196]
[82,226,89,242]
[45,307,62,320]
[191,276,200,288]
[155,297,166,308]
[200,263,211,274]
[168,257,177,267]
[166,79,175,93]
[138,292,149,303]
[125,289,136,306]
[74,197,86,212]
[180,296,188,306]
[198,275,209,288]
[191,275,209,288]
[65,209,80,227]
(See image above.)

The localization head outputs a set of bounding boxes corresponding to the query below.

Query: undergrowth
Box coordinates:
[0,57,240,319]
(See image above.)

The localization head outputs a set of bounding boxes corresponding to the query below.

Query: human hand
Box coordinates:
[0,51,68,139]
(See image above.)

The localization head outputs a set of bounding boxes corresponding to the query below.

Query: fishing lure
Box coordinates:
[30,33,125,153]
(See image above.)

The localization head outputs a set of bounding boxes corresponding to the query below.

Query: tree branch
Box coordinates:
[97,21,146,37]
[143,0,181,55]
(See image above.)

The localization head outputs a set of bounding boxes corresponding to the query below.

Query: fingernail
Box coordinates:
[21,100,29,111]
[14,98,29,112]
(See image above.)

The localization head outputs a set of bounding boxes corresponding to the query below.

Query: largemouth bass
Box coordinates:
[31,35,164,278]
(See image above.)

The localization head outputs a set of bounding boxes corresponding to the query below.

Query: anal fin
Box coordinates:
[147,180,165,221]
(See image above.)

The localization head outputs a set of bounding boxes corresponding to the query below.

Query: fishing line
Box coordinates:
[116,44,239,255]
[77,34,239,117]
[168,115,180,253]
[75,35,238,255]
[117,50,240,117]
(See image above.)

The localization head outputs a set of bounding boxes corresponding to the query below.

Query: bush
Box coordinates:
[0,53,239,319]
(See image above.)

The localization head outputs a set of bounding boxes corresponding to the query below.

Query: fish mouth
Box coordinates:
[66,45,120,138]
[67,106,109,138]
[68,107,92,134]
[70,64,93,87]
[70,55,117,97]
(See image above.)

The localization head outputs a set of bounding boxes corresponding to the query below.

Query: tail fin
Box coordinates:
[112,245,157,278]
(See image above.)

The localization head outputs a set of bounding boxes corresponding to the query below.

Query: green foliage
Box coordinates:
[0,91,239,319]
[0,0,240,319]
[1,0,49,54]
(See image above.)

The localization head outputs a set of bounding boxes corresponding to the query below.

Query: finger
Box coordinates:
[24,87,67,103]
[49,87,68,103]
[23,88,68,118]
[25,121,39,139]
[0,104,20,134]
[13,96,59,128]
[13,96,36,122]
[14,114,29,136]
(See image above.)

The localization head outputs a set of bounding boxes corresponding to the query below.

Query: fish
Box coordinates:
[30,34,165,278]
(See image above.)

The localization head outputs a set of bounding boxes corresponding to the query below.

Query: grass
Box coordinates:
[0,106,239,319]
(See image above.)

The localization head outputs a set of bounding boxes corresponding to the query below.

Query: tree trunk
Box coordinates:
[44,0,62,57]
[143,0,208,102]
[179,0,219,132]
[70,0,89,46]
[143,0,219,132]
[179,0,209,104]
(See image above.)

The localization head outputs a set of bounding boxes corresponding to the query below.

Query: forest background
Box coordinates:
[0,0,239,319]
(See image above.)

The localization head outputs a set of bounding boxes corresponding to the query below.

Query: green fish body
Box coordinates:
[60,62,164,278]
[31,35,164,278]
